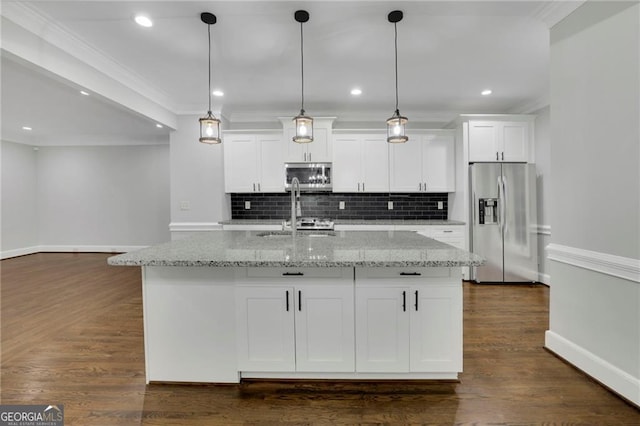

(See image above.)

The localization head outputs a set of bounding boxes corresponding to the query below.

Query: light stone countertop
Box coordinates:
[218,219,465,225]
[108,230,483,268]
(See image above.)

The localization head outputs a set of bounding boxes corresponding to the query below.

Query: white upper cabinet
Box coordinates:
[285,127,331,163]
[468,120,530,162]
[333,133,389,192]
[223,132,284,193]
[282,118,335,163]
[389,131,455,192]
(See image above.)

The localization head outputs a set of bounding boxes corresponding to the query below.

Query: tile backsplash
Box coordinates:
[231,192,448,220]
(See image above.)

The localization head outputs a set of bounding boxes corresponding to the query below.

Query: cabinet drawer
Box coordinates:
[356,267,451,282]
[429,227,463,238]
[237,267,353,282]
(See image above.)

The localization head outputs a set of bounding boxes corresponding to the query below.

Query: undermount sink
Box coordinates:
[257,231,336,238]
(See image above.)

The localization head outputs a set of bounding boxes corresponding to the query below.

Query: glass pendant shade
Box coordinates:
[199,112,221,144]
[293,112,313,143]
[386,110,408,143]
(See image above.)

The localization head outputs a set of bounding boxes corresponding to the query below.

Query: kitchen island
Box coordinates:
[109,230,483,384]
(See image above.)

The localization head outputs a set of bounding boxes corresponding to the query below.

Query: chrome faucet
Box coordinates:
[290,177,302,236]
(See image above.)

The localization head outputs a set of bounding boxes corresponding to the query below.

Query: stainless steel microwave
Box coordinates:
[285,162,332,191]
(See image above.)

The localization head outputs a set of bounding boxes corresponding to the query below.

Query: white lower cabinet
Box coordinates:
[355,267,462,373]
[235,268,355,373]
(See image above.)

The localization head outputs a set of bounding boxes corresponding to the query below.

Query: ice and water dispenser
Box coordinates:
[478,198,498,225]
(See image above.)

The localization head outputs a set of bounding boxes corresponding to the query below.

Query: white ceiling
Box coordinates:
[1,1,583,146]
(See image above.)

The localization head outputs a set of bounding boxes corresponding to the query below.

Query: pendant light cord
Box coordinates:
[393,21,399,114]
[207,24,212,113]
[300,21,305,113]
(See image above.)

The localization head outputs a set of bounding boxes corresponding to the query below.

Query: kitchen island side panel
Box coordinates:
[143,266,239,383]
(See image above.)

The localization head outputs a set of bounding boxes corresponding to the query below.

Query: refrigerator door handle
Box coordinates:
[502,176,508,235]
[496,176,502,231]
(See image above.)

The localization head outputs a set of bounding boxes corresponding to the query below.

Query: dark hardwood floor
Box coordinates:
[2,253,638,425]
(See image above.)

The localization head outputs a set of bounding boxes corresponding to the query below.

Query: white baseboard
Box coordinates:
[538,272,551,285]
[1,245,147,260]
[169,222,222,232]
[0,246,40,260]
[545,330,640,407]
[547,243,640,283]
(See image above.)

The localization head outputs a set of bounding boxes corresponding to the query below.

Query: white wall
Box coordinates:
[1,141,39,256]
[37,145,170,249]
[169,114,229,236]
[533,106,551,284]
[546,2,639,407]
[0,142,171,257]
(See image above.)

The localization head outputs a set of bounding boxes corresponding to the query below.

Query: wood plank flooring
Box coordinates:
[2,253,638,425]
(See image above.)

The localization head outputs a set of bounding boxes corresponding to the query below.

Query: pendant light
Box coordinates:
[199,12,221,144]
[386,10,408,144]
[292,10,313,144]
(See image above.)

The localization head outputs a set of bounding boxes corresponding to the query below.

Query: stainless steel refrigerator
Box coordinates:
[470,163,537,283]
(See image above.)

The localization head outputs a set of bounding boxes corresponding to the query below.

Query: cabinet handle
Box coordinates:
[282,272,304,276]
[309,153,311,162]
[402,291,407,312]
[298,290,302,311]
[414,290,419,311]
[423,182,427,191]
[400,272,422,276]
[286,290,290,311]
[501,152,504,161]
[496,151,499,161]
[362,182,365,191]
[419,182,422,191]
[253,183,256,192]
[258,183,261,192]
[443,230,453,233]
[358,182,360,192]
[304,152,307,162]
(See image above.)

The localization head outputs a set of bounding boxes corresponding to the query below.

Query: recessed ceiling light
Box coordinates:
[80,90,90,96]
[22,126,32,131]
[481,89,492,96]
[212,90,224,97]
[134,15,153,28]
[350,88,362,96]
[156,123,163,128]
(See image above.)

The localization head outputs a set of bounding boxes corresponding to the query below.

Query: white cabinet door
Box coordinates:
[423,133,455,192]
[355,286,410,372]
[468,121,529,162]
[362,136,389,192]
[389,139,422,192]
[236,286,295,372]
[390,132,455,192]
[224,132,284,193]
[285,127,331,162]
[501,122,528,162]
[257,135,284,192]
[468,121,499,162]
[224,135,259,193]
[409,285,462,372]
[333,134,389,192]
[332,135,361,192]
[295,285,355,372]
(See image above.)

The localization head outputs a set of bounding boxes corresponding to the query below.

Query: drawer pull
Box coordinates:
[402,291,407,312]
[414,290,419,311]
[443,230,453,233]
[286,290,290,311]
[399,272,421,276]
[298,290,302,311]
[282,272,304,276]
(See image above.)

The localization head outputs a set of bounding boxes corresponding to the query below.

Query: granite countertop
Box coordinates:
[219,219,465,225]
[108,230,483,268]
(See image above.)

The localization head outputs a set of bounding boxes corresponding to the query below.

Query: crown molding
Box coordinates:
[1,2,176,112]
[532,1,587,28]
